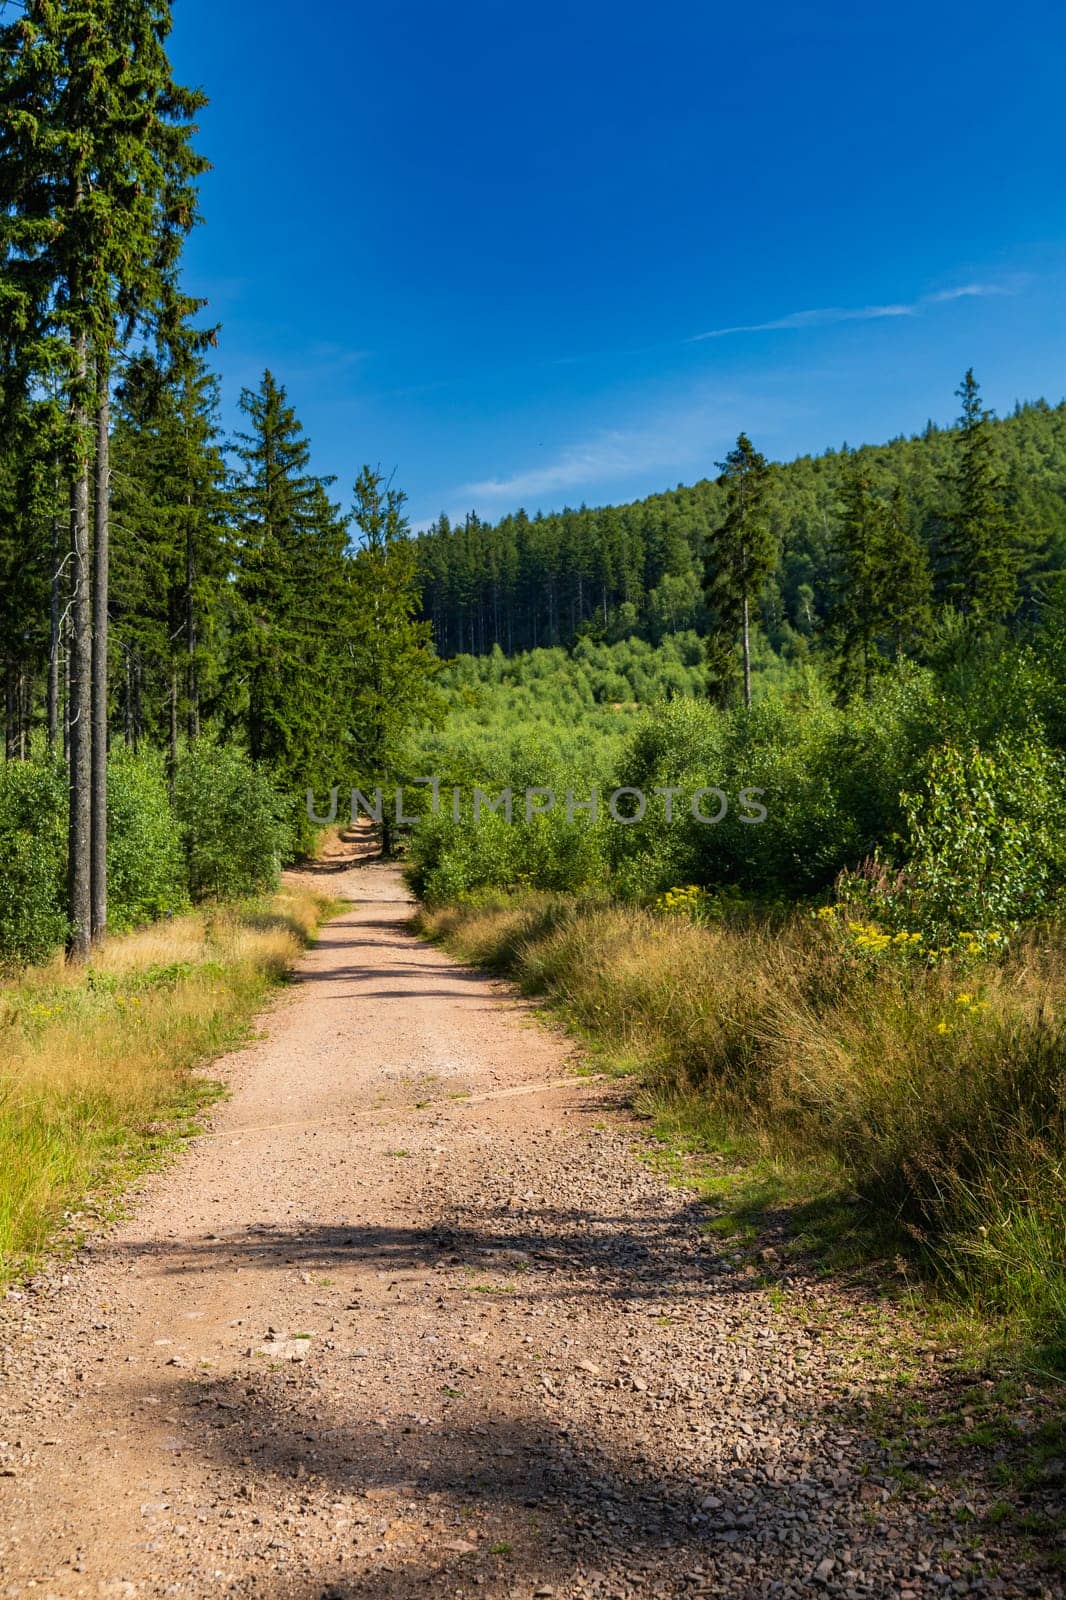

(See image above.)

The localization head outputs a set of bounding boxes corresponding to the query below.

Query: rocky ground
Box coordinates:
[0,847,1060,1598]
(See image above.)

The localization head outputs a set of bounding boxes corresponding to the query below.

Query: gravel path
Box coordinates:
[0,851,1058,1599]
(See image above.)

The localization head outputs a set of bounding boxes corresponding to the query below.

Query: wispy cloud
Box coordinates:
[691,281,1016,342]
[306,341,372,370]
[421,271,1031,521]
[449,385,793,515]
[923,282,1014,305]
[462,433,657,504]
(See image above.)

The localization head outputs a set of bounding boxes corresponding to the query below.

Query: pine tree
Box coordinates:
[704,433,776,707]
[881,484,932,659]
[110,347,229,758]
[174,351,229,743]
[0,382,62,758]
[828,461,886,699]
[233,373,349,835]
[347,466,439,849]
[939,369,1018,623]
[110,358,173,753]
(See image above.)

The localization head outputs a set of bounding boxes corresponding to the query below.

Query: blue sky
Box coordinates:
[170,0,1066,529]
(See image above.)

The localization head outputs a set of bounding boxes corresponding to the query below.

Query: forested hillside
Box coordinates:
[415,397,1066,663]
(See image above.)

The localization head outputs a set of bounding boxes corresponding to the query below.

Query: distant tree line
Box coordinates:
[415,380,1066,695]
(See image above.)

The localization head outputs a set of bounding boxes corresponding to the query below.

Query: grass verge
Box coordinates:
[415,890,1065,1375]
[0,885,335,1284]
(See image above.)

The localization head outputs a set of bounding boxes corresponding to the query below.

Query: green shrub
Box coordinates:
[407,790,608,905]
[0,759,67,967]
[898,740,1064,933]
[606,668,938,901]
[174,741,291,901]
[411,631,1061,923]
[107,748,189,931]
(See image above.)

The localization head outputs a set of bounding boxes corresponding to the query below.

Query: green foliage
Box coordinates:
[605,669,940,900]
[233,371,351,836]
[410,605,1066,937]
[173,741,291,902]
[106,749,188,931]
[828,466,931,696]
[346,466,441,839]
[704,432,777,705]
[110,350,231,750]
[410,669,939,907]
[0,759,67,968]
[406,733,609,906]
[0,748,196,962]
[897,741,1064,934]
[937,370,1018,622]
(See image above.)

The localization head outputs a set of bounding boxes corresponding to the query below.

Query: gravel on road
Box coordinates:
[0,849,1059,1599]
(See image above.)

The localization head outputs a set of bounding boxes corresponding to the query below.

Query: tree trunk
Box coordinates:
[47,468,61,754]
[62,616,71,763]
[186,497,199,741]
[4,663,17,759]
[124,649,133,748]
[132,650,142,754]
[18,669,30,756]
[168,665,179,800]
[67,355,93,962]
[90,372,110,944]
[742,595,752,711]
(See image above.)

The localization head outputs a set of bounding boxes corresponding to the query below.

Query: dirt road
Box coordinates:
[0,853,1055,1598]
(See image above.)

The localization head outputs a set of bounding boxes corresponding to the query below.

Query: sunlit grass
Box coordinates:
[418,891,1066,1368]
[0,885,332,1284]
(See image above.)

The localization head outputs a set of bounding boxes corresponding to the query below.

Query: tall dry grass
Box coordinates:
[418,893,1066,1362]
[0,886,327,1281]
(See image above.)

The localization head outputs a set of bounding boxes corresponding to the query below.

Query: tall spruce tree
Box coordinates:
[347,466,438,849]
[110,347,229,759]
[881,484,932,659]
[233,373,349,838]
[173,348,229,743]
[0,381,62,758]
[704,433,775,707]
[939,369,1018,624]
[0,3,94,955]
[828,466,931,697]
[828,461,887,699]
